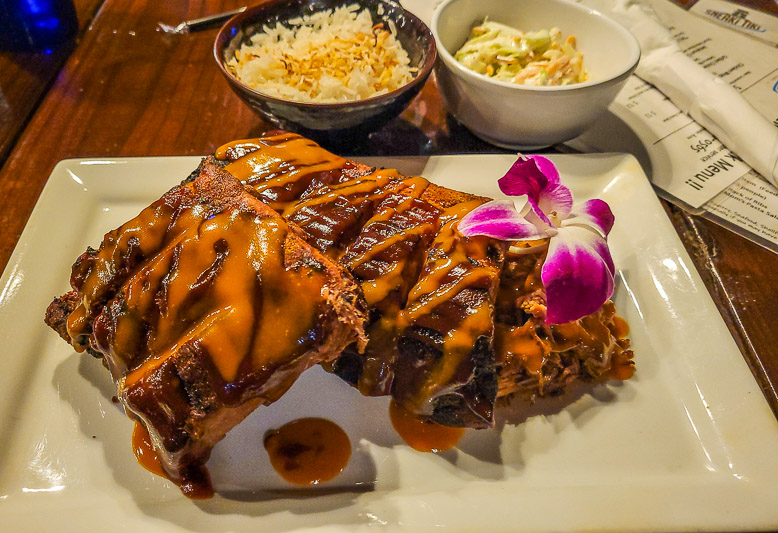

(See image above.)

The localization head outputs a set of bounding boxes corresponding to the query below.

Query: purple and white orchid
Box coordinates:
[458,155,615,325]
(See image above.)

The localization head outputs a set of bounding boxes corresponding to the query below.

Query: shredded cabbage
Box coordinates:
[454,19,587,86]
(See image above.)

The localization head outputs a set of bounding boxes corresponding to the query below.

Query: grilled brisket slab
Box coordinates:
[45,160,366,497]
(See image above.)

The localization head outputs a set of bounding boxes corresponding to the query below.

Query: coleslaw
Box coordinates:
[454,19,587,86]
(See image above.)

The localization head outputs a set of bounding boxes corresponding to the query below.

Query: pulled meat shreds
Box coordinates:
[494,251,633,400]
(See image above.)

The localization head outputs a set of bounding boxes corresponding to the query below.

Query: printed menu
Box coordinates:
[569,0,778,252]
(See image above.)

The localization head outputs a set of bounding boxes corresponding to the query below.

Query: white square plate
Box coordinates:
[1,154,777,532]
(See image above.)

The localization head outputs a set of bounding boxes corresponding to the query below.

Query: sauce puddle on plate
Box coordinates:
[264,417,351,486]
[389,400,465,452]
[136,408,466,492]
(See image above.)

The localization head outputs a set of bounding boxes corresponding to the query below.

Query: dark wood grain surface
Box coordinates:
[0,0,776,420]
[0,0,101,163]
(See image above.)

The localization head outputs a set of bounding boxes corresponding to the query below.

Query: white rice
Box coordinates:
[227,4,417,103]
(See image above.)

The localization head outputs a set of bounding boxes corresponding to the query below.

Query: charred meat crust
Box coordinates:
[45,160,368,498]
[44,291,79,343]
[44,291,103,359]
[183,156,229,184]
[395,331,497,428]
[429,335,497,428]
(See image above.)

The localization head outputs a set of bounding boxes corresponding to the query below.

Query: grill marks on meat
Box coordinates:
[340,192,442,397]
[215,131,633,426]
[217,132,508,427]
[45,161,367,498]
[393,202,505,428]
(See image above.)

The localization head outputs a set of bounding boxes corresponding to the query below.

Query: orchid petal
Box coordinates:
[541,225,615,324]
[523,202,557,235]
[537,180,573,221]
[498,157,548,198]
[563,199,614,237]
[458,200,547,240]
[498,156,572,224]
[531,156,560,184]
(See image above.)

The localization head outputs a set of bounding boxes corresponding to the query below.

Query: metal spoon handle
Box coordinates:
[174,6,247,33]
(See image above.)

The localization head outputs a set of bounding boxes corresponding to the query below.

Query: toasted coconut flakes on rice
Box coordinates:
[228,4,417,103]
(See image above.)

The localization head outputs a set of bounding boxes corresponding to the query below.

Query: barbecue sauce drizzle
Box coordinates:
[215,132,633,420]
[217,133,502,419]
[69,197,326,390]
[66,166,351,497]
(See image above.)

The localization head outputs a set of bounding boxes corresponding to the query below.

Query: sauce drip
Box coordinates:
[606,315,634,379]
[389,400,465,452]
[264,418,352,486]
[608,352,636,380]
[610,315,630,339]
[131,421,166,478]
[131,421,212,499]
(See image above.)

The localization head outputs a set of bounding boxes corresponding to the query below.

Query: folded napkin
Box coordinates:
[582,0,778,188]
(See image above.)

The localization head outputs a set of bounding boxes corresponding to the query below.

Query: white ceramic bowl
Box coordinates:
[432,0,640,149]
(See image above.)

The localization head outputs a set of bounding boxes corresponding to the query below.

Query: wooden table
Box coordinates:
[0,0,776,428]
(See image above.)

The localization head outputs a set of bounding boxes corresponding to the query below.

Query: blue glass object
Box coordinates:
[0,0,78,51]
